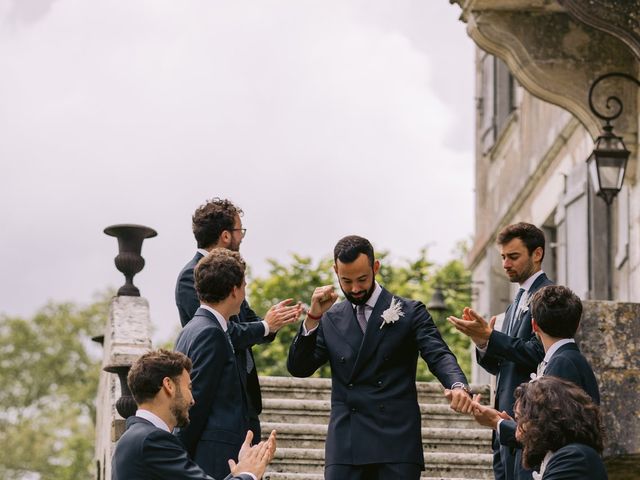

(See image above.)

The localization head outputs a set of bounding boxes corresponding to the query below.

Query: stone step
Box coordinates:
[261,399,481,429]
[265,474,489,480]
[260,376,491,405]
[263,422,492,453]
[268,448,493,479]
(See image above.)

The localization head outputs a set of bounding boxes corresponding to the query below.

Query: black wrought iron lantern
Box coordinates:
[586,124,629,205]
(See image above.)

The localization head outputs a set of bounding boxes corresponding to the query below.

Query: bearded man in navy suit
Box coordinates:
[112,349,275,480]
[287,235,473,480]
[449,222,553,480]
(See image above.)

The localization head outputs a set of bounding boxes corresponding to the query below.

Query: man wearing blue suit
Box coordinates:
[175,249,286,479]
[287,235,473,480]
[112,349,275,480]
[448,222,553,480]
[176,198,300,442]
[469,285,600,453]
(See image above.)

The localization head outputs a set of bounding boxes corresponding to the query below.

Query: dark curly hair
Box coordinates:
[194,248,246,304]
[192,198,243,249]
[514,376,604,469]
[127,349,192,405]
[530,285,582,338]
[497,222,545,261]
[334,235,375,267]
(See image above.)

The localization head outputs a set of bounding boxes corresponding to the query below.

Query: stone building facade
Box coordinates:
[452,0,640,474]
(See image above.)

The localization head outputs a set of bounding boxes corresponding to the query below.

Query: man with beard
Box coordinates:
[287,235,473,480]
[175,198,301,442]
[175,249,283,479]
[448,222,553,480]
[112,349,276,480]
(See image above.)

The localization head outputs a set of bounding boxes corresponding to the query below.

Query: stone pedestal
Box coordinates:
[94,296,152,480]
[578,300,640,478]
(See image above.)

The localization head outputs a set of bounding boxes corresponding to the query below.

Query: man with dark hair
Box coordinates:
[112,349,276,480]
[175,250,282,479]
[448,222,553,480]
[175,198,301,442]
[287,235,473,480]
[470,285,599,449]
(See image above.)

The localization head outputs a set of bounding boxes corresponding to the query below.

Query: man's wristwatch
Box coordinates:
[450,382,472,396]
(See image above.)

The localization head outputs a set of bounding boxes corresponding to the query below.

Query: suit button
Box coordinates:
[383,356,389,362]
[347,383,353,389]
[339,357,346,363]
[377,380,383,387]
[351,407,357,413]
[379,404,385,411]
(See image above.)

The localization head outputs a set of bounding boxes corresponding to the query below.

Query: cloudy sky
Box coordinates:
[0,0,475,343]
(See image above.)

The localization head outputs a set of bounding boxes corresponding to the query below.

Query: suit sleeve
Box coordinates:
[179,328,228,456]
[542,445,596,480]
[176,268,200,327]
[484,328,544,371]
[476,347,501,375]
[413,302,468,387]
[498,419,520,448]
[287,320,329,377]
[143,431,215,479]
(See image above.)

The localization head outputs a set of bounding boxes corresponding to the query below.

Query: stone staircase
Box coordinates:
[259,376,494,480]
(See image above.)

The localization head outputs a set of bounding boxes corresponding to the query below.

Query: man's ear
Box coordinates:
[532,246,544,264]
[373,259,380,276]
[161,376,176,397]
[531,318,539,333]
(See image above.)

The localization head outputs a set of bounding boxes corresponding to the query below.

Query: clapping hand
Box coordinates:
[264,299,304,333]
[229,430,277,479]
[447,307,495,346]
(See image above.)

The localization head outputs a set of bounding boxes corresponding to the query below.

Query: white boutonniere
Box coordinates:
[380,297,404,329]
[521,292,533,313]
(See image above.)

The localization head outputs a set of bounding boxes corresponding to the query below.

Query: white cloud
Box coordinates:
[0,0,474,343]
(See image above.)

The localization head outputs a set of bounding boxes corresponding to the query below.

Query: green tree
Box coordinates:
[0,293,110,480]
[248,245,472,382]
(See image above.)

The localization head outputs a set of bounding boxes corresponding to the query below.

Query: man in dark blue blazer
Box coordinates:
[287,235,473,480]
[176,198,300,442]
[470,285,600,450]
[449,222,553,480]
[175,249,285,479]
[112,349,275,480]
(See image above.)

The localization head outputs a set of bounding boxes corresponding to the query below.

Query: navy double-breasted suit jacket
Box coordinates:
[477,273,553,416]
[112,416,252,480]
[287,287,468,468]
[174,308,250,479]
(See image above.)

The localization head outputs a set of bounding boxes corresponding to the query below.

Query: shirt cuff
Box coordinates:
[239,473,257,480]
[476,339,489,355]
[302,320,318,336]
[496,418,504,434]
[262,320,269,336]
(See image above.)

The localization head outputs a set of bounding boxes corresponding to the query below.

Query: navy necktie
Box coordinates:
[506,288,525,335]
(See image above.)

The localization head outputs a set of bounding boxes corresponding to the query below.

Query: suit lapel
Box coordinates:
[349,288,394,380]
[328,301,362,356]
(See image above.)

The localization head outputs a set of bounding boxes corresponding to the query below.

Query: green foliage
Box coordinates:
[0,293,111,480]
[248,246,472,382]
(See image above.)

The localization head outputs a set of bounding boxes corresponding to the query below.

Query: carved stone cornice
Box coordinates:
[458,3,637,139]
[559,0,640,61]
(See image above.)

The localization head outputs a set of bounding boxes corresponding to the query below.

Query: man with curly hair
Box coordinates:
[175,198,301,443]
[513,376,607,479]
[175,250,284,479]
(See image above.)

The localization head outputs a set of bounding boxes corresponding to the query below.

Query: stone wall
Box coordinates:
[578,300,640,478]
[94,296,152,480]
